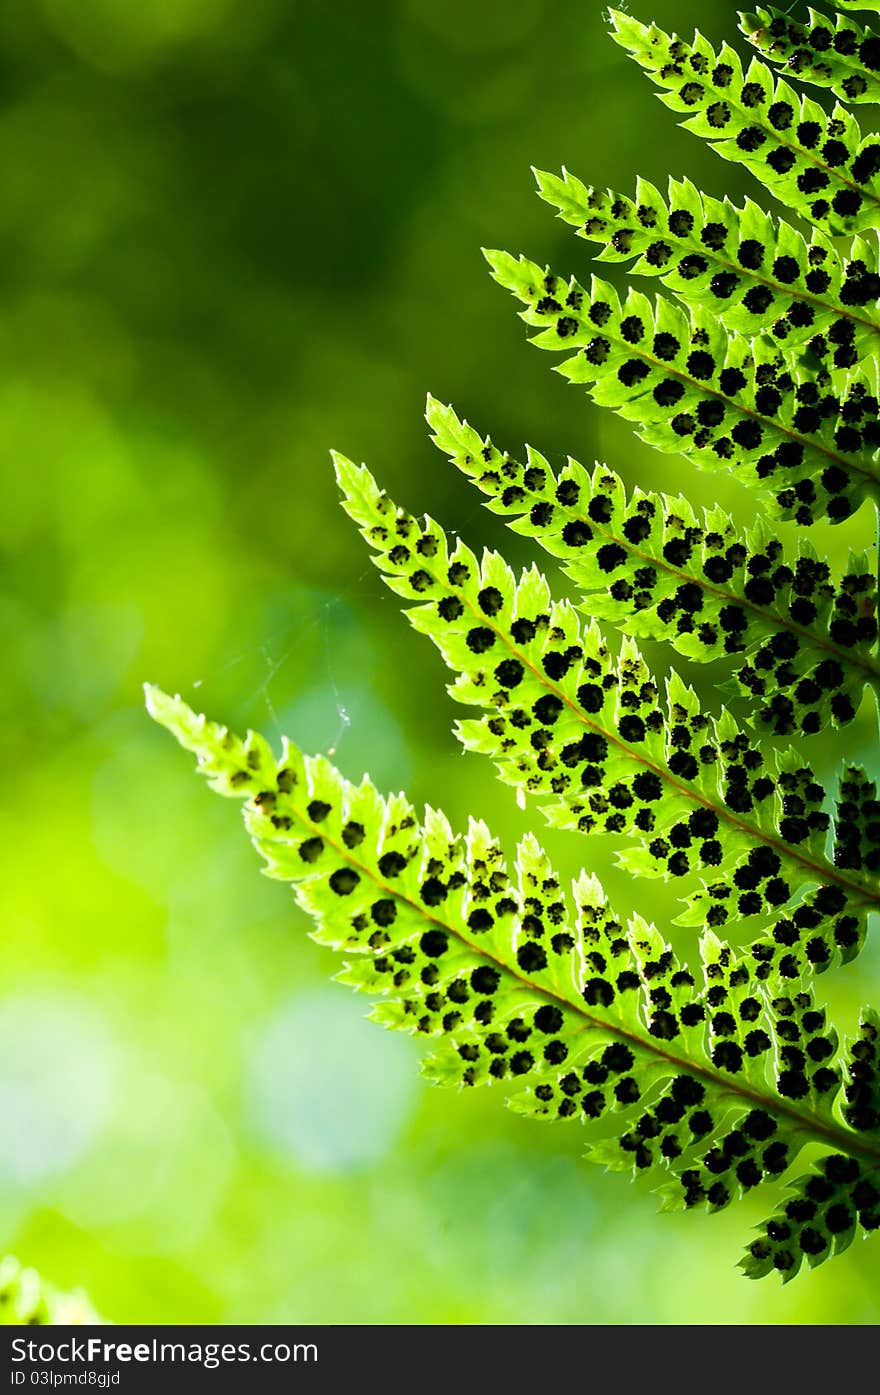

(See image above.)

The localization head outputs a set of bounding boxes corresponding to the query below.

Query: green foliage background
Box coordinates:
[3,0,879,1322]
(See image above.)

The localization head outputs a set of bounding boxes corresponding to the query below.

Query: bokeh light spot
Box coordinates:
[39,0,252,69]
[247,989,419,1174]
[0,992,116,1186]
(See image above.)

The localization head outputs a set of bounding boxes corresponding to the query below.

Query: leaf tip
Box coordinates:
[144,682,175,725]
[482,246,513,278]
[424,391,449,427]
[144,685,203,749]
[330,448,357,487]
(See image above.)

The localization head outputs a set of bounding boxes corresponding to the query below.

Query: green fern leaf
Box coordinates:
[609,9,880,237]
[839,1,880,13]
[534,166,880,372]
[148,0,880,1290]
[146,686,880,1282]
[333,453,879,967]
[483,247,880,526]
[425,397,880,736]
[740,7,880,105]
[0,1256,101,1325]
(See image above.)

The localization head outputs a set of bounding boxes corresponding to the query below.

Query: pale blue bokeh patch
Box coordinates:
[248,988,419,1174]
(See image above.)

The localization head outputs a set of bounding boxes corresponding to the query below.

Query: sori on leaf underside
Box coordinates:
[740,6,880,107]
[147,1,880,1284]
[146,684,880,1283]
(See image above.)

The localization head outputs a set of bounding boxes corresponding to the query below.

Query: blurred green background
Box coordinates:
[3,0,880,1324]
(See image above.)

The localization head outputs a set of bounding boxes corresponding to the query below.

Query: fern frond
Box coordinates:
[484,249,880,526]
[534,167,880,371]
[426,398,880,737]
[147,0,880,1294]
[609,9,880,236]
[0,1256,101,1325]
[334,454,879,966]
[740,7,880,105]
[146,685,880,1282]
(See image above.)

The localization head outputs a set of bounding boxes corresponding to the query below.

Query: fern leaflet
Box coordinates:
[147,686,880,1283]
[485,247,880,526]
[534,166,880,372]
[426,396,880,736]
[609,9,880,236]
[334,453,879,972]
[740,6,880,106]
